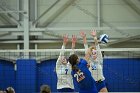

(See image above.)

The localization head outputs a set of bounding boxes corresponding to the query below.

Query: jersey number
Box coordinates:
[74,71,85,82]
[65,69,68,75]
[92,65,97,70]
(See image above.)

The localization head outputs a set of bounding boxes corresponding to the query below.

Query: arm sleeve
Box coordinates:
[70,49,75,55]
[84,44,88,54]
[60,45,65,56]
[84,44,88,49]
[96,44,103,64]
[80,58,88,66]
[56,45,65,71]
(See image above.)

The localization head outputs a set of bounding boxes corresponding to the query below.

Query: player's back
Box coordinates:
[72,58,98,93]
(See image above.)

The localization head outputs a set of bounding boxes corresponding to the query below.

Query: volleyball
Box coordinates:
[99,34,109,43]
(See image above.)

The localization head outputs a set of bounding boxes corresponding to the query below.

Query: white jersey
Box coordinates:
[84,44,105,81]
[56,45,74,89]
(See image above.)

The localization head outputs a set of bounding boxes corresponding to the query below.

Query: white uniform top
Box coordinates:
[56,45,74,89]
[84,44,105,81]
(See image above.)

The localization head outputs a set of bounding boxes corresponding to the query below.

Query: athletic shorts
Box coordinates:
[96,80,106,92]
[57,88,74,92]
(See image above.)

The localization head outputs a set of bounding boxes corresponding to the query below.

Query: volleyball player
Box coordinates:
[68,45,98,93]
[80,31,108,92]
[55,34,76,92]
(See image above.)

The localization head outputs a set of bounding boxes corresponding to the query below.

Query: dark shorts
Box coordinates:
[96,80,106,92]
[57,88,74,92]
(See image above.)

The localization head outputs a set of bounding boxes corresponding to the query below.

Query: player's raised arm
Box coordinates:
[91,30,103,63]
[91,30,98,46]
[80,31,88,50]
[60,34,68,56]
[56,34,68,67]
[70,35,77,55]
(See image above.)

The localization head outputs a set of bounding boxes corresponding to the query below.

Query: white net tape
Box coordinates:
[0,48,140,63]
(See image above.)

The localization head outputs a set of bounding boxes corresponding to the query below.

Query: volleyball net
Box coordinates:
[0,48,140,62]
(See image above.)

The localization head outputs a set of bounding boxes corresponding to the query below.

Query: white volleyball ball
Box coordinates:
[99,34,109,43]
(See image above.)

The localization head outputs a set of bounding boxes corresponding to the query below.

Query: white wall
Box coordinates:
[36,0,140,38]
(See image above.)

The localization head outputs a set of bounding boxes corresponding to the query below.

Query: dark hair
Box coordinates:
[40,85,51,93]
[69,54,79,71]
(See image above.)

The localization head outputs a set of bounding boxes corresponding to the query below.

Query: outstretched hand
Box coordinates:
[72,35,77,44]
[80,31,87,44]
[63,34,68,46]
[80,31,86,38]
[72,35,77,49]
[91,30,97,37]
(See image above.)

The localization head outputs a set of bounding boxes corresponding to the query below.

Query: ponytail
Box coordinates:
[69,54,79,71]
[72,65,79,71]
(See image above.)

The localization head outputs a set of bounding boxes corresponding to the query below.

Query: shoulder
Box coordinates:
[79,58,87,65]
